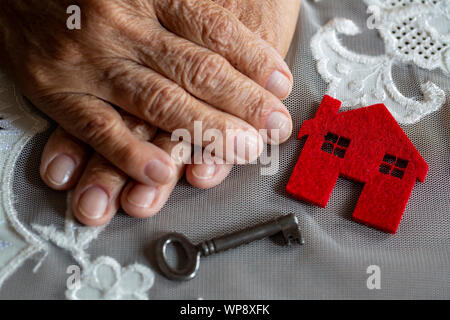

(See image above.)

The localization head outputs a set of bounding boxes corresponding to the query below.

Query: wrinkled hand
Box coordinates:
[0,0,301,225]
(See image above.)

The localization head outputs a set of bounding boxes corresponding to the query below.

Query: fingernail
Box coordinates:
[46,154,76,186]
[144,160,173,184]
[78,186,108,220]
[234,131,262,163]
[192,163,216,180]
[265,111,292,144]
[265,70,292,99]
[127,184,156,208]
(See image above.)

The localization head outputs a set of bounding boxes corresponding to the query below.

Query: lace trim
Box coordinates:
[311,0,448,124]
[311,18,446,124]
[65,256,155,300]
[365,0,450,72]
[33,192,155,300]
[0,72,49,287]
[0,240,12,251]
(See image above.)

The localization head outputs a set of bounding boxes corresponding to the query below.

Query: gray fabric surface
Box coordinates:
[0,0,449,299]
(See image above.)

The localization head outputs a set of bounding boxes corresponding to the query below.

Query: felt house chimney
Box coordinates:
[315,95,341,118]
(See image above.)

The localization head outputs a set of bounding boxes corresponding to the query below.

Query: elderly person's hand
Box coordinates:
[0,0,301,225]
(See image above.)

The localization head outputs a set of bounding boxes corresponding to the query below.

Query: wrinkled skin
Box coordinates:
[215,0,300,55]
[0,0,301,226]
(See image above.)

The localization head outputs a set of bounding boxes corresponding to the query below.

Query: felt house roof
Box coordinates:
[297,95,428,182]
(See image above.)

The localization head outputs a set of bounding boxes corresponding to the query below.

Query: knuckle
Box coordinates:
[138,81,190,131]
[244,89,271,122]
[21,43,82,95]
[52,41,84,66]
[188,53,229,93]
[85,0,152,42]
[122,115,156,141]
[259,29,282,51]
[85,0,119,23]
[204,12,238,50]
[97,62,132,92]
[78,111,122,147]
[249,45,274,76]
[160,0,240,51]
[203,112,232,136]
[22,62,54,94]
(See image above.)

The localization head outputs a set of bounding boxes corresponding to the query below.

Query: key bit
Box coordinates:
[277,214,304,246]
[155,214,304,281]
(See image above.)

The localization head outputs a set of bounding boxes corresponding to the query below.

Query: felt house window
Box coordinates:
[321,132,350,158]
[379,154,409,179]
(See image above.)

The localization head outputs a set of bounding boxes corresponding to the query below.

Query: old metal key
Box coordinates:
[155,214,304,281]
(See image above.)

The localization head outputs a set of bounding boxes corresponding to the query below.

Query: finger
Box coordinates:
[135,29,292,144]
[120,132,189,218]
[40,126,90,190]
[71,153,127,226]
[154,0,293,99]
[72,114,158,226]
[185,151,233,190]
[37,93,177,186]
[96,61,263,163]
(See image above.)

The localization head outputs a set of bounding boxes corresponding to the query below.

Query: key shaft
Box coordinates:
[197,214,300,256]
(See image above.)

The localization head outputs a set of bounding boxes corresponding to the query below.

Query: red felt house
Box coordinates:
[286,95,428,234]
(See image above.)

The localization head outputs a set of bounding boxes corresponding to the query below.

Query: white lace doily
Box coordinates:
[311,0,449,124]
[0,72,155,299]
